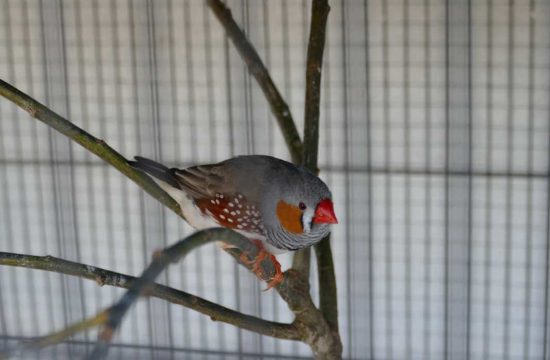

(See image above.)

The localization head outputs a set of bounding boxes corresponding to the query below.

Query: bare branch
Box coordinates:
[303,0,330,173]
[291,2,338,334]
[206,0,303,164]
[0,247,299,358]
[0,79,183,219]
[89,228,299,358]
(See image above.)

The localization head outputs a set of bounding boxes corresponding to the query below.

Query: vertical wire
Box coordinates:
[503,1,515,358]
[543,2,550,351]
[111,0,139,344]
[381,0,393,358]
[73,2,96,352]
[39,1,61,357]
[0,0,22,339]
[443,0,450,356]
[110,0,138,342]
[51,1,85,355]
[340,0,352,357]
[465,0,473,357]
[240,1,262,355]
[2,0,30,336]
[202,0,226,353]
[263,0,274,155]
[482,1,494,358]
[21,0,58,341]
[75,2,100,330]
[0,3,7,341]
[183,0,208,353]
[243,0,253,156]
[148,1,175,356]
[168,0,191,349]
[60,3,88,348]
[363,1,375,357]
[89,0,105,276]
[281,0,292,113]
[423,0,433,358]
[91,0,117,312]
[129,1,155,357]
[261,1,280,354]
[523,1,536,358]
[222,3,241,356]
[403,0,412,357]
[63,2,89,353]
[10,0,43,335]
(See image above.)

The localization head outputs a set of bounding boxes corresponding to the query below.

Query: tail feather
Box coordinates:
[129,156,181,189]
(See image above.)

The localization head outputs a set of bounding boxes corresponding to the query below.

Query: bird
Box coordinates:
[129,155,337,289]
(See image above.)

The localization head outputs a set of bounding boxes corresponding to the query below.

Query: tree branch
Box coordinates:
[303,0,329,174]
[0,79,183,219]
[301,0,339,336]
[89,228,299,358]
[290,3,337,336]
[0,250,298,342]
[206,0,303,164]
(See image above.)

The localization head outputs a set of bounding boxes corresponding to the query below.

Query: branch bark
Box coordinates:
[89,228,300,359]
[0,250,298,343]
[293,0,339,338]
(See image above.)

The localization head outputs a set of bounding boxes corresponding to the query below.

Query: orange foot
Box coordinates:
[240,239,283,290]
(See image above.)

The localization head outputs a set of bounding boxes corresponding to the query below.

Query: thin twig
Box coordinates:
[206,0,303,164]
[0,79,183,219]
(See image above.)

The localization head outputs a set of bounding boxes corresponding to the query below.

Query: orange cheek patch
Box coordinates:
[276,200,303,234]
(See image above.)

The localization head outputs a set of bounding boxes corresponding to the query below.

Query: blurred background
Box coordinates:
[1,0,550,359]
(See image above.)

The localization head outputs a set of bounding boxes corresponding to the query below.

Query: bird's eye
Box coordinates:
[299,202,306,210]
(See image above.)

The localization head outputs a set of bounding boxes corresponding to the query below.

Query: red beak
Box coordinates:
[313,199,338,224]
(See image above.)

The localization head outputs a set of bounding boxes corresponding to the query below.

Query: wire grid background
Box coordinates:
[1,0,550,359]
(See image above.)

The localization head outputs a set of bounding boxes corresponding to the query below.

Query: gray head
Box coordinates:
[249,157,337,251]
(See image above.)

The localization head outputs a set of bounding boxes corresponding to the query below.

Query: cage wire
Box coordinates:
[1,0,550,359]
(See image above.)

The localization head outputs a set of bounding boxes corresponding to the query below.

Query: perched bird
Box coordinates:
[129,155,337,288]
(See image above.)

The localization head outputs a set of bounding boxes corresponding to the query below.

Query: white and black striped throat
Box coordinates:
[266,226,328,251]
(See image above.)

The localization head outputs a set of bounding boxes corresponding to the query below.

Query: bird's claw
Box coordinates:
[241,240,284,290]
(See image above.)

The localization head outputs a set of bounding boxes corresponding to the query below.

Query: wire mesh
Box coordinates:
[1,0,550,359]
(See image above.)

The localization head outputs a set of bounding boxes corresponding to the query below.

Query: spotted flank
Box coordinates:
[196,193,265,235]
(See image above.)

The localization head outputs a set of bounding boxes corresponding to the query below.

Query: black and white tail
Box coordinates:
[129,156,181,189]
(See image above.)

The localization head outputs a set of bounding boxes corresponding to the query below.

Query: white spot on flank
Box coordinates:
[215,199,220,205]
[236,210,241,214]
[237,224,243,229]
[223,208,229,213]
[220,214,226,220]
[238,194,243,199]
[234,198,239,204]
[228,218,234,223]
[228,202,234,207]
[219,194,224,199]
[230,211,236,216]
[210,200,216,204]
